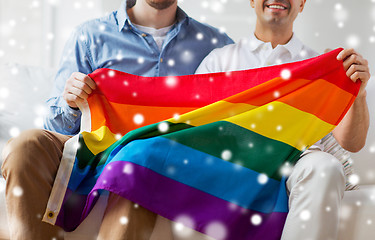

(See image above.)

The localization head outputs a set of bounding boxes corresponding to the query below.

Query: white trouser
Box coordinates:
[281,151,346,240]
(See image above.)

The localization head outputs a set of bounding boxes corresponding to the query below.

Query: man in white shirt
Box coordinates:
[196,0,371,239]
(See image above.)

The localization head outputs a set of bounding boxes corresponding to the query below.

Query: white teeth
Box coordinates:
[268,5,286,9]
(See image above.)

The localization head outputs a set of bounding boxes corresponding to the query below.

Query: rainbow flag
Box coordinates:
[44,48,359,239]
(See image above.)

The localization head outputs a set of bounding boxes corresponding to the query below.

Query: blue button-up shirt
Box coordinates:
[44,0,233,135]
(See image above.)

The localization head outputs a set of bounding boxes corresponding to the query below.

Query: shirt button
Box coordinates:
[68,126,72,129]
[141,33,147,37]
[160,58,163,63]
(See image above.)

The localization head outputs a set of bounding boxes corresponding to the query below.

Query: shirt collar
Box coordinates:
[116,0,189,32]
[247,32,303,58]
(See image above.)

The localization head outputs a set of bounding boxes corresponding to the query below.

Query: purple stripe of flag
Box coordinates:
[74,161,287,239]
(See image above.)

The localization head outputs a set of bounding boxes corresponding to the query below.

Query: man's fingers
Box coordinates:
[72,80,93,95]
[342,54,368,71]
[346,64,369,79]
[63,92,85,109]
[337,48,356,61]
[74,73,96,90]
[349,71,371,83]
[68,86,89,100]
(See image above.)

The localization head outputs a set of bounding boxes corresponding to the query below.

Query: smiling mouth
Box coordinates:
[266,4,287,10]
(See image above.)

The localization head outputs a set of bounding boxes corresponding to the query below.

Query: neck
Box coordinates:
[254,22,293,48]
[127,1,177,29]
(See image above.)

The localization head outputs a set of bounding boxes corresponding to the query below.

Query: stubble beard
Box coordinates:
[146,0,176,10]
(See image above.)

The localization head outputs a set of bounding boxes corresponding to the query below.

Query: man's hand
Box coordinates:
[330,48,371,152]
[337,48,371,97]
[63,72,96,109]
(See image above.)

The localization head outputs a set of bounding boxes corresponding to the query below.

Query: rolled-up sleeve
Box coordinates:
[44,26,94,135]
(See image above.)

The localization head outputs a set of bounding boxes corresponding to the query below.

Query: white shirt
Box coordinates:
[133,24,174,50]
[196,33,324,151]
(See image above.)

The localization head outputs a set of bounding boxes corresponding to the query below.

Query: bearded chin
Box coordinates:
[146,0,176,10]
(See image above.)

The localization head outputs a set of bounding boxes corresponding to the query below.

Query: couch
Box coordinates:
[0,63,374,239]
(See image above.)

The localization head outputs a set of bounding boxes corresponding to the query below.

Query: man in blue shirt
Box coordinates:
[1,0,233,239]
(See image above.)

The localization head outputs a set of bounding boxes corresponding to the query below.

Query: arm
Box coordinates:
[44,27,96,135]
[332,48,371,152]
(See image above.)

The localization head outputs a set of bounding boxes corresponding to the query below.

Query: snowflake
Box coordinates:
[9,127,20,137]
[133,113,144,125]
[340,205,352,220]
[79,35,86,42]
[346,35,360,48]
[299,210,311,221]
[221,149,232,161]
[119,216,129,225]
[333,4,348,22]
[166,166,176,175]
[0,87,9,98]
[108,70,116,77]
[12,186,23,197]
[30,0,40,8]
[34,117,44,128]
[74,2,82,9]
[181,50,193,63]
[348,174,360,185]
[73,142,81,150]
[168,59,175,66]
[8,39,16,47]
[257,173,268,185]
[158,122,169,133]
[46,32,54,40]
[273,91,280,98]
[9,20,16,27]
[115,133,122,140]
[196,33,204,40]
[165,76,178,88]
[173,215,195,238]
[201,1,209,8]
[250,214,262,226]
[280,162,293,176]
[123,164,134,174]
[210,1,225,13]
[87,1,95,9]
[204,221,227,240]
[173,113,180,120]
[281,69,291,80]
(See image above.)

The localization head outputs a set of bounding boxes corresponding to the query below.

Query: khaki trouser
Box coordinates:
[1,129,169,240]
